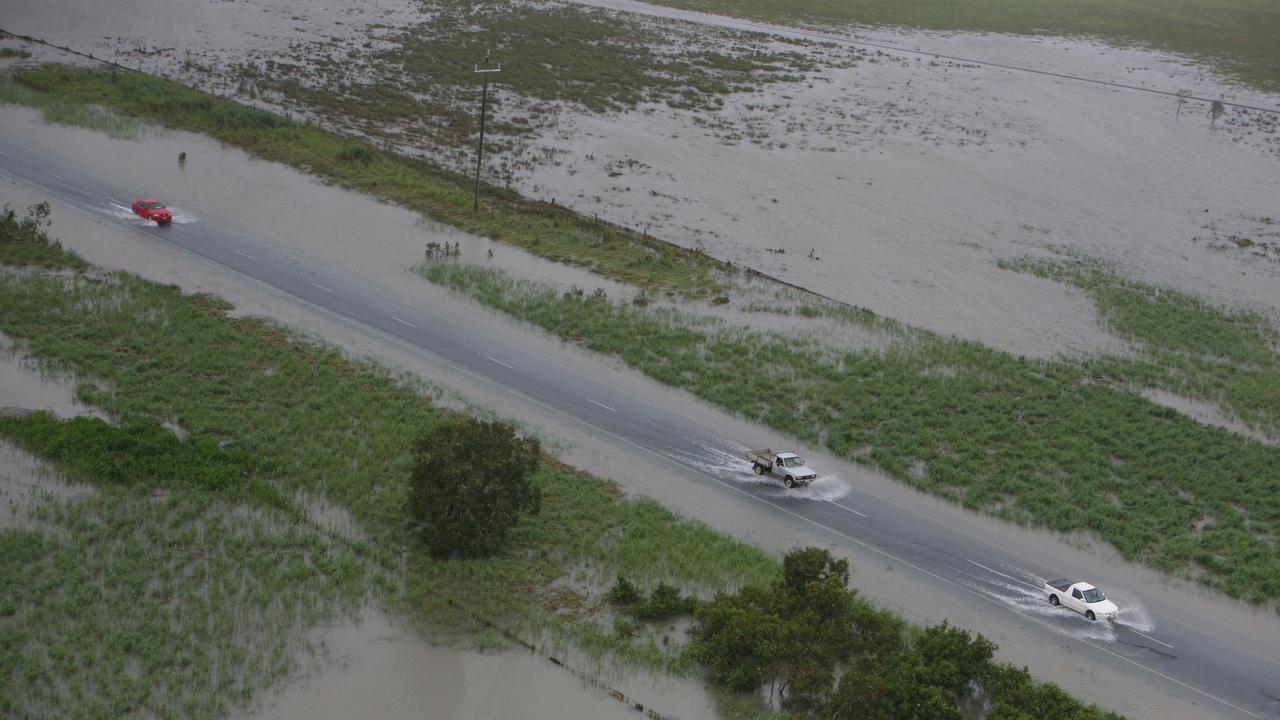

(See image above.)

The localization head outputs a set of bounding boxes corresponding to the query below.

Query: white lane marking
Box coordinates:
[391,316,416,328]
[104,194,116,203]
[168,223,183,231]
[1125,627,1175,650]
[234,250,255,260]
[234,286,1261,717]
[587,398,617,413]
[309,282,332,293]
[47,170,63,180]
[0,150,10,157]
[486,356,515,369]
[831,500,867,518]
[966,558,1038,588]
[69,201,1268,706]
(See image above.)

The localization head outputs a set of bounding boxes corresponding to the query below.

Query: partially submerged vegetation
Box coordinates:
[0,201,1123,717]
[2,64,725,295]
[642,0,1280,93]
[420,262,1280,604]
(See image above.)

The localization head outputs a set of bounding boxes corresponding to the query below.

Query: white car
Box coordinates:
[1043,578,1119,621]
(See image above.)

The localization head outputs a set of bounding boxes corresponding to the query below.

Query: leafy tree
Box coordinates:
[407,417,541,558]
[782,545,849,595]
[914,620,996,702]
[1209,100,1226,127]
[690,584,785,691]
[827,654,961,720]
[691,547,861,708]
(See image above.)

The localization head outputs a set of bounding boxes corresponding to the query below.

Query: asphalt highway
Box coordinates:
[2,136,1278,719]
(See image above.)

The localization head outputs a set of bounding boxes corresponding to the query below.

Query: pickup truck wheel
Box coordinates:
[1048,595,1059,606]
[1086,611,1096,622]
[784,476,795,489]
[752,464,763,475]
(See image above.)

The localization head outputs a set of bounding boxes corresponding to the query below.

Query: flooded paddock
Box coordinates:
[234,607,714,720]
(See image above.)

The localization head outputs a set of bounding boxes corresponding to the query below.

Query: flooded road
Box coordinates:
[4,0,1278,359]
[3,108,1279,719]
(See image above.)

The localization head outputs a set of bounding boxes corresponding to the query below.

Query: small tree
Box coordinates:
[408,418,541,558]
[1209,100,1225,128]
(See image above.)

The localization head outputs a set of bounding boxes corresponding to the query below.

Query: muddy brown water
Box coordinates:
[232,607,713,720]
[3,5,1280,715]
[7,107,1280,719]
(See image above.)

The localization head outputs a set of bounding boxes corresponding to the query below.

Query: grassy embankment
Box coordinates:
[0,206,777,717]
[0,65,725,296]
[644,0,1280,93]
[419,261,1280,606]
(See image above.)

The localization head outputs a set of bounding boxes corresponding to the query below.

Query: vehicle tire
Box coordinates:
[752,464,763,475]
[1049,595,1059,606]
[1086,611,1096,622]
[784,476,795,489]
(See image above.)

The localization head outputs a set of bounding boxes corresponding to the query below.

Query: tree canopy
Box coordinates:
[408,417,541,558]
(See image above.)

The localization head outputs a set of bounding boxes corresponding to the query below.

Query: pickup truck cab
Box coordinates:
[745,449,817,489]
[1044,578,1118,621]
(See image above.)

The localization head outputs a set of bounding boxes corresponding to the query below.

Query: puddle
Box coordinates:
[233,606,713,720]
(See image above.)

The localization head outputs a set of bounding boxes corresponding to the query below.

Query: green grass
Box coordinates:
[5,64,725,295]
[1001,253,1280,434]
[421,262,1280,604]
[0,47,31,60]
[0,75,144,140]
[639,0,1280,93]
[0,207,779,714]
[0,201,90,271]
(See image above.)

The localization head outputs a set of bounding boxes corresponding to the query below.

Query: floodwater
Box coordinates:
[0,331,107,421]
[4,7,1280,717]
[0,337,103,529]
[234,606,712,720]
[4,0,1279,360]
[4,93,1279,720]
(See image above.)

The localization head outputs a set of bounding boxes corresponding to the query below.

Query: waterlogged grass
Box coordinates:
[0,484,367,719]
[422,263,1280,604]
[642,0,1280,93]
[404,463,778,671]
[0,209,778,712]
[8,64,724,295]
[0,74,145,140]
[1001,254,1280,436]
[368,1,824,115]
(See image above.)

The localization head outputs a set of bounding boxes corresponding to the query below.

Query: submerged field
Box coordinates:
[0,207,774,716]
[628,0,1280,93]
[4,59,1276,607]
[0,203,1127,717]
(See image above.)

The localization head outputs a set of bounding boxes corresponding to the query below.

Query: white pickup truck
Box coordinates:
[1043,578,1119,621]
[745,449,817,489]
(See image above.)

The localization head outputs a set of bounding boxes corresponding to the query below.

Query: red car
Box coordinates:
[131,198,172,224]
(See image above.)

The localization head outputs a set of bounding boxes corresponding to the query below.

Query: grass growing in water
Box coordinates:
[0,208,778,713]
[1001,253,1280,435]
[5,64,724,295]
[640,0,1280,93]
[422,262,1280,604]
